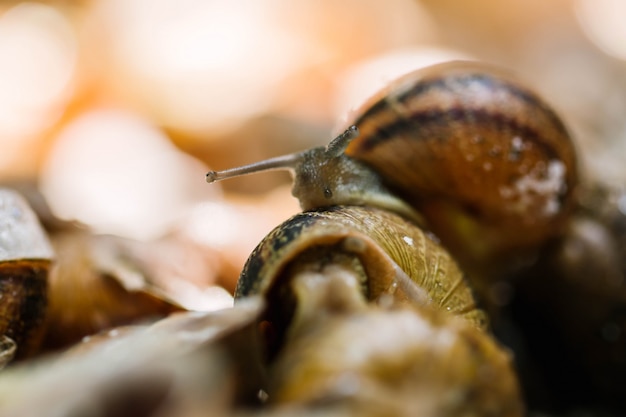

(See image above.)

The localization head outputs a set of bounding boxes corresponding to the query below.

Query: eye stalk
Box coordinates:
[324,125,359,157]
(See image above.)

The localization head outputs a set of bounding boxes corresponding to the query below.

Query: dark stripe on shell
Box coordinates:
[352,72,569,161]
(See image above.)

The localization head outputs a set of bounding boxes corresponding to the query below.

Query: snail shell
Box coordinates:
[236,205,487,351]
[0,189,53,360]
[344,61,578,266]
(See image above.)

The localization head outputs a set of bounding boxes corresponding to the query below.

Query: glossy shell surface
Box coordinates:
[345,61,578,262]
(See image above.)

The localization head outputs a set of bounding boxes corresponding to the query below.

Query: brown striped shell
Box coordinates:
[345,61,578,265]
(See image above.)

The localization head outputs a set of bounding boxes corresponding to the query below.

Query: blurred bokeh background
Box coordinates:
[2,0,626,284]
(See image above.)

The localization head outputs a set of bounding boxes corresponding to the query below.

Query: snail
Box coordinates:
[0,189,53,361]
[206,60,579,276]
[231,205,523,415]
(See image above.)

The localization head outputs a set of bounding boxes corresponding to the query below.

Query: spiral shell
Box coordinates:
[345,61,578,265]
[237,205,487,331]
[235,204,489,392]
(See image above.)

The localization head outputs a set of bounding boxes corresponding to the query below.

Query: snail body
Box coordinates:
[207,60,578,270]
